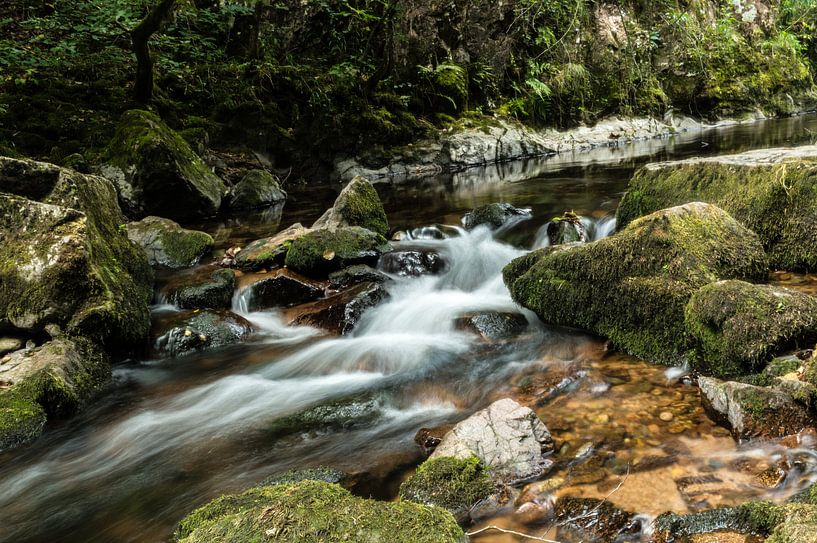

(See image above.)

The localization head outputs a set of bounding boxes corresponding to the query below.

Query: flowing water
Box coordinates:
[2,115,817,543]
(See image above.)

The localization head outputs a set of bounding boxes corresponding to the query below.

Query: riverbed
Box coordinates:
[2,114,817,543]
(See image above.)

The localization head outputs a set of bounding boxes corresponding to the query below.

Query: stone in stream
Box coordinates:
[554,496,638,542]
[504,202,768,368]
[284,227,392,278]
[378,247,446,277]
[266,396,383,438]
[127,216,214,269]
[312,175,389,236]
[0,156,153,349]
[698,376,814,439]
[154,310,253,357]
[287,282,387,335]
[546,211,589,245]
[327,264,390,291]
[161,267,236,309]
[0,337,23,356]
[430,398,555,483]
[0,337,109,451]
[100,110,228,220]
[233,223,309,271]
[616,145,817,271]
[685,280,817,378]
[462,202,532,230]
[228,169,286,210]
[260,467,350,487]
[239,269,324,311]
[455,311,529,341]
[175,480,464,543]
[399,455,495,524]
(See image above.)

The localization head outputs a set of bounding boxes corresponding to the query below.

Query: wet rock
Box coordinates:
[652,502,786,542]
[431,398,554,483]
[0,157,153,348]
[378,247,446,277]
[617,145,817,271]
[229,169,286,210]
[154,310,253,357]
[127,216,214,269]
[514,499,554,525]
[455,312,529,341]
[267,396,383,438]
[414,426,450,456]
[312,175,389,236]
[240,269,324,311]
[101,110,227,220]
[162,267,235,309]
[555,496,638,542]
[0,338,109,451]
[328,264,390,291]
[546,211,589,245]
[285,227,392,278]
[176,480,464,543]
[260,467,349,487]
[698,377,813,439]
[685,280,817,378]
[505,203,768,367]
[462,202,532,230]
[0,338,23,356]
[234,223,309,271]
[399,456,494,523]
[288,282,387,335]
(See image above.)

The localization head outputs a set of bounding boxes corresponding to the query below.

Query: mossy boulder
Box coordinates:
[0,337,109,451]
[229,169,286,210]
[616,146,817,271]
[285,227,392,277]
[154,310,253,357]
[233,223,309,271]
[462,203,531,230]
[312,176,389,236]
[127,216,214,269]
[175,480,464,543]
[504,203,768,366]
[161,267,236,309]
[0,157,153,349]
[685,280,817,377]
[399,456,494,522]
[102,110,227,220]
[260,467,349,487]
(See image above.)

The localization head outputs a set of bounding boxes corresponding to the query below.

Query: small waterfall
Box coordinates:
[534,214,617,248]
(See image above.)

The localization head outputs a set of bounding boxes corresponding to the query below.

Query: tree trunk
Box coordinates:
[131,0,177,104]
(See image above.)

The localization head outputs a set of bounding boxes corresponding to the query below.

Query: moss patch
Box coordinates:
[399,456,494,517]
[504,203,767,366]
[285,227,391,277]
[176,480,463,543]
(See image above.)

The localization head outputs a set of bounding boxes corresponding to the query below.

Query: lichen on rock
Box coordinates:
[127,216,214,269]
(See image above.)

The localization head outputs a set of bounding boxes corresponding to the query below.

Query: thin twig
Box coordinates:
[465,525,563,543]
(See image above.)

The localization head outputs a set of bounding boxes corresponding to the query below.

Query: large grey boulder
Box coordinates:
[431,398,554,483]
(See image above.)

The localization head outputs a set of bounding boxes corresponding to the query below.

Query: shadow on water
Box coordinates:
[2,114,817,543]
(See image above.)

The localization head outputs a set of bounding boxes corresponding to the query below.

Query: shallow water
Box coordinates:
[2,114,817,543]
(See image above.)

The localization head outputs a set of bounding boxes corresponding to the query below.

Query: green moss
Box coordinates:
[176,480,464,543]
[505,203,767,366]
[685,281,817,378]
[618,157,817,271]
[285,227,390,277]
[159,230,214,268]
[766,504,817,543]
[399,456,493,517]
[334,178,389,236]
[0,389,47,451]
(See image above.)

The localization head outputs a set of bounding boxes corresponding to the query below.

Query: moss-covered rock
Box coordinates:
[153,310,253,357]
[127,216,214,269]
[617,146,817,271]
[652,501,787,542]
[767,503,817,543]
[162,267,236,309]
[285,227,391,277]
[229,169,286,210]
[685,280,817,377]
[102,110,227,220]
[504,203,768,366]
[312,176,389,236]
[462,202,531,230]
[0,337,109,451]
[0,157,153,349]
[233,223,309,271]
[399,456,494,522]
[260,467,349,487]
[175,480,464,543]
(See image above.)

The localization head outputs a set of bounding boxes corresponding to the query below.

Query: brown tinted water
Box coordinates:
[2,114,817,543]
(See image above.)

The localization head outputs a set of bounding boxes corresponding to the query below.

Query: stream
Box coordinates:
[2,115,817,543]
